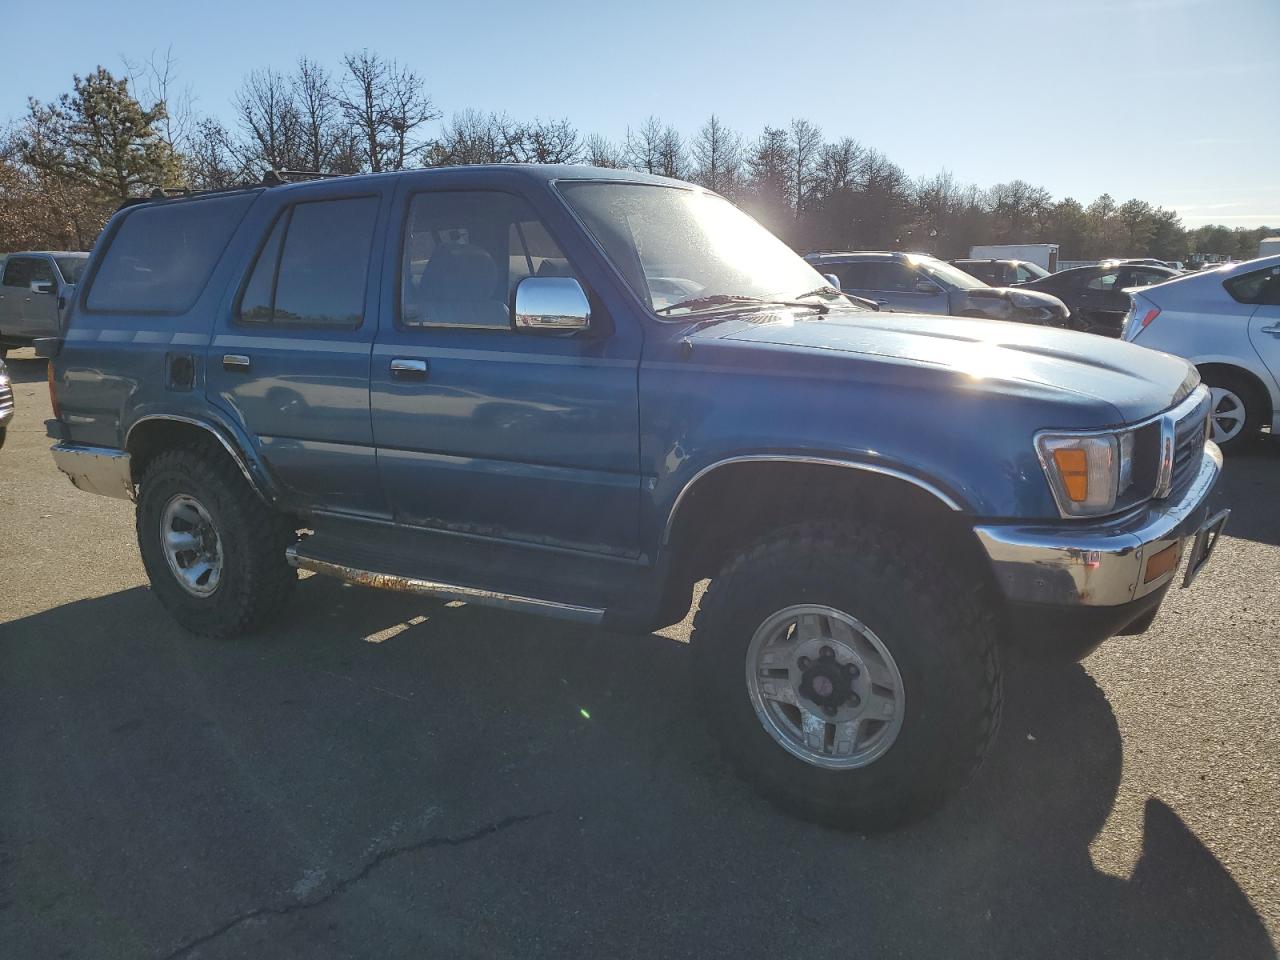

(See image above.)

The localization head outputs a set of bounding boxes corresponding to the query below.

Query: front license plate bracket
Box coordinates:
[1182,508,1230,588]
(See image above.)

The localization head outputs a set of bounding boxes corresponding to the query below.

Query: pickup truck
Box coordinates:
[41,166,1227,829]
[0,251,87,357]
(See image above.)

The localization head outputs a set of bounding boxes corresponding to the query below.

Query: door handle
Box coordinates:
[875,299,890,305]
[222,354,251,371]
[390,358,428,381]
[1261,324,1280,337]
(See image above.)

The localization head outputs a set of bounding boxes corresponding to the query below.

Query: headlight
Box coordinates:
[1036,429,1135,517]
[1008,291,1043,309]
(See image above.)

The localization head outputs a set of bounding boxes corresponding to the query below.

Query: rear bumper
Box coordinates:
[50,443,135,500]
[974,442,1222,608]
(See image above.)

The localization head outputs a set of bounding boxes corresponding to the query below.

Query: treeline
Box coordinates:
[1,51,1273,262]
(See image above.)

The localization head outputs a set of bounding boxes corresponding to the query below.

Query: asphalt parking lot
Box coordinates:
[1,350,1277,960]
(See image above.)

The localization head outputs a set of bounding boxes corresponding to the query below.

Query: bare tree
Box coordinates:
[184,117,247,190]
[656,124,686,179]
[788,118,823,217]
[337,50,438,172]
[520,117,581,164]
[231,68,303,174]
[584,133,624,168]
[292,57,344,172]
[624,116,664,173]
[124,46,194,158]
[691,114,743,196]
[429,109,513,165]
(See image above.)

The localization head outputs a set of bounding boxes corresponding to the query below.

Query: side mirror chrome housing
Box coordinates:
[514,276,590,332]
[31,280,55,295]
[915,279,942,295]
[823,273,842,292]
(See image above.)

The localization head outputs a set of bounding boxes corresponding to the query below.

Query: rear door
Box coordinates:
[1243,265,1280,392]
[369,183,643,557]
[205,182,392,519]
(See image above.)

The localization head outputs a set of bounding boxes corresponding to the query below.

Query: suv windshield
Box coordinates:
[55,256,86,284]
[911,256,988,291]
[558,181,844,316]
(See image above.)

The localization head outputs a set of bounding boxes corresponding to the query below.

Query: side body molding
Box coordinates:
[661,454,965,547]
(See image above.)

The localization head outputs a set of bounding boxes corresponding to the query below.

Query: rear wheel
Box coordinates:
[692,522,1002,830]
[1199,369,1265,450]
[136,447,297,637]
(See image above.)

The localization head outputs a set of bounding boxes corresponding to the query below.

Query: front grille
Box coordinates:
[1169,391,1210,497]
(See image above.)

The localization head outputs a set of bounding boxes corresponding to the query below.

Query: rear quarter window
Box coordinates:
[85,193,256,314]
[1224,265,1280,305]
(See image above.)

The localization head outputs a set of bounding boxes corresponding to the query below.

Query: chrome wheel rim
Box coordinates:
[160,494,223,597]
[1208,387,1246,444]
[746,604,905,770]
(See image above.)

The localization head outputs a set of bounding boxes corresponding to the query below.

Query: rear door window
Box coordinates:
[1086,271,1119,291]
[237,196,379,328]
[86,193,255,313]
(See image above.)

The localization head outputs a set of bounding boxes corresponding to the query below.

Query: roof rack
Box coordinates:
[116,169,352,211]
[260,169,345,185]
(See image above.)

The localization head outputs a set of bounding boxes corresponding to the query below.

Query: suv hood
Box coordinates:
[698,308,1196,424]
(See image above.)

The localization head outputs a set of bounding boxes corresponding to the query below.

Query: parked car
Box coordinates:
[1016,261,1182,336]
[950,258,1050,286]
[0,356,12,449]
[44,166,1226,830]
[1123,255,1280,450]
[0,251,88,357]
[805,251,1069,327]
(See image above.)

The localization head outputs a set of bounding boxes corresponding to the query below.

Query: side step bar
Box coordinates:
[286,545,606,625]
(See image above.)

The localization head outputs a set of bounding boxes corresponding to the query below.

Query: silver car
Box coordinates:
[1123,254,1280,449]
[0,356,12,449]
[0,251,88,357]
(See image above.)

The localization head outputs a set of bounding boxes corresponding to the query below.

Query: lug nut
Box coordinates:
[848,693,861,707]
[820,646,834,659]
[822,705,837,717]
[844,662,860,677]
[798,656,811,670]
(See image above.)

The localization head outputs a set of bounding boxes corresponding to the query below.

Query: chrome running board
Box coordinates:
[286,545,606,624]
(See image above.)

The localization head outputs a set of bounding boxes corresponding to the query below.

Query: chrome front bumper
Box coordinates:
[51,443,135,500]
[975,442,1223,607]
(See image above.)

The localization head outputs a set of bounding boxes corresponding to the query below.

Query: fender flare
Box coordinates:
[123,413,279,503]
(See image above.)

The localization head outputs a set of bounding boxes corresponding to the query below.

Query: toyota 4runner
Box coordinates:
[42,166,1228,829]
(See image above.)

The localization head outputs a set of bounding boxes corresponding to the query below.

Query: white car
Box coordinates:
[1123,255,1280,449]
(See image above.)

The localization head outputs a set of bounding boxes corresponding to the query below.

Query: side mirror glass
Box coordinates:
[915,278,941,295]
[31,279,55,295]
[823,273,843,291]
[514,276,590,332]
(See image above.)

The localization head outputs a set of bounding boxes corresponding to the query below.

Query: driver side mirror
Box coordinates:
[915,278,941,295]
[30,279,55,295]
[513,276,590,333]
[823,273,843,292]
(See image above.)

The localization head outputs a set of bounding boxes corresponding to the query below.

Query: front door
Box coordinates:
[0,256,59,338]
[206,185,391,518]
[370,186,643,557]
[872,262,951,314]
[1246,265,1280,398]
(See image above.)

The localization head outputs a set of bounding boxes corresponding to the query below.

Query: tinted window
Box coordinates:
[1127,268,1171,287]
[54,256,86,284]
[86,194,255,313]
[238,197,378,327]
[1086,271,1119,291]
[3,256,44,287]
[878,262,921,293]
[1225,265,1280,305]
[830,262,877,289]
[401,190,574,329]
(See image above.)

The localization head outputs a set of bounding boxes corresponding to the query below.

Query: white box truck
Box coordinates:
[1260,236,1280,258]
[968,243,1059,272]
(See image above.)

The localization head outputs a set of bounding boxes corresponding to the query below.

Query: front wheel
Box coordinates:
[692,523,1002,830]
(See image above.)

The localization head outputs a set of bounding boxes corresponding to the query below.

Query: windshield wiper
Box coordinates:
[655,294,771,315]
[656,293,830,316]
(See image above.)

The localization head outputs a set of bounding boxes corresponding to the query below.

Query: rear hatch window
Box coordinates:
[85,193,256,314]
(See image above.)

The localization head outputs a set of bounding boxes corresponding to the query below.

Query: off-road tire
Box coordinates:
[692,521,1002,831]
[136,446,297,637]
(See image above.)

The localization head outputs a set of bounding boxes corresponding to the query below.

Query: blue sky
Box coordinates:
[7,0,1278,226]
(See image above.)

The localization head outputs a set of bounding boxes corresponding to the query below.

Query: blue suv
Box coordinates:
[43,166,1227,829]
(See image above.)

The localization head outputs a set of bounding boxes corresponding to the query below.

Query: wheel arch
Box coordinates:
[1195,360,1275,425]
[124,415,277,504]
[654,456,992,628]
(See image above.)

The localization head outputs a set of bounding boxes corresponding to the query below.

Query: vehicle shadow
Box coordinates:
[1215,435,1280,548]
[1,352,48,384]
[1,578,1273,959]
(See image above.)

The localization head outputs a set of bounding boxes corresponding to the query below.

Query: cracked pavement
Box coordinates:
[1,354,1278,959]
